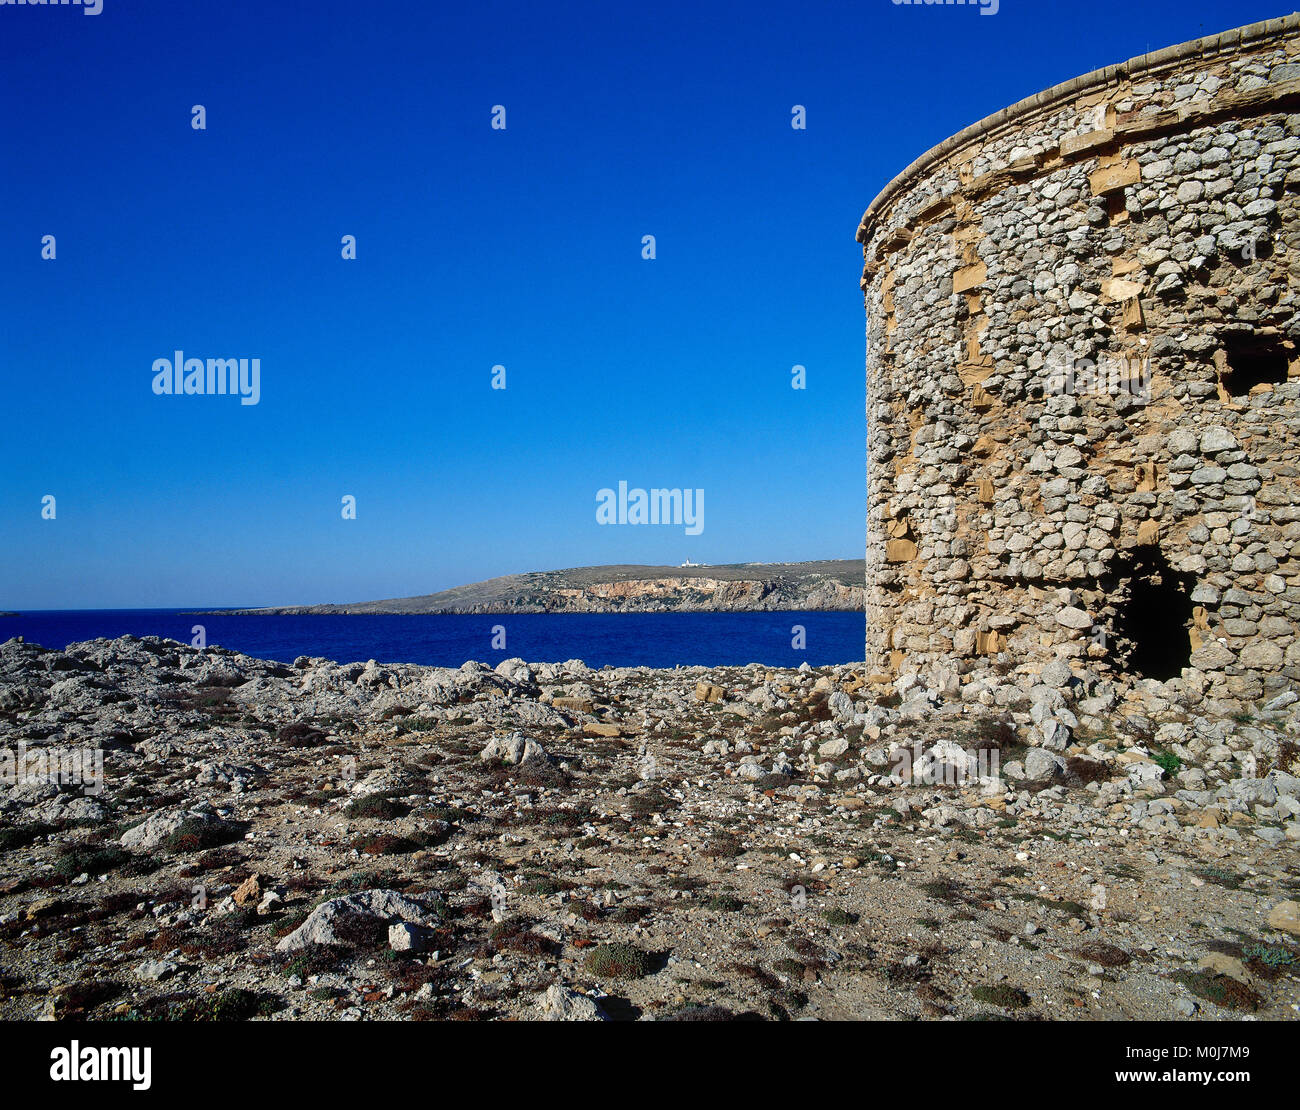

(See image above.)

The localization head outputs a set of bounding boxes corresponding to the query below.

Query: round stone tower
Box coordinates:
[858,16,1300,710]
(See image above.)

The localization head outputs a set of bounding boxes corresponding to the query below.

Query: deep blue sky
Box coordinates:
[0,0,1265,608]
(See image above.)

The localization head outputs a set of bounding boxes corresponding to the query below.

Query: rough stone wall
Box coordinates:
[858,16,1300,712]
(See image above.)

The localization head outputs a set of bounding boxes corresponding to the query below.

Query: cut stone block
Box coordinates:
[953,261,987,293]
[1089,160,1141,195]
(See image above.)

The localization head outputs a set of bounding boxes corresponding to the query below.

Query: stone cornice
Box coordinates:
[857,14,1300,252]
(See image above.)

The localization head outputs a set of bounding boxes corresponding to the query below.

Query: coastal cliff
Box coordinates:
[216,560,866,615]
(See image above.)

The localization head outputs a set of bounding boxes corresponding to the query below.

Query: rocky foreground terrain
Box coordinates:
[217,560,865,615]
[1,633,1298,1022]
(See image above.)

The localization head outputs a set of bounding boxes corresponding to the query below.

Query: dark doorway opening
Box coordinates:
[1108,548,1196,681]
[1222,335,1290,398]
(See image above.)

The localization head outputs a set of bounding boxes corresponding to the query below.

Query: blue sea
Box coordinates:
[0,610,865,670]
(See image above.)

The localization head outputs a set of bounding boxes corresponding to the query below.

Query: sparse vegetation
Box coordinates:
[971,984,1030,1009]
[163,819,244,854]
[1174,971,1262,1012]
[53,844,130,879]
[1152,749,1182,775]
[345,795,409,819]
[584,943,653,979]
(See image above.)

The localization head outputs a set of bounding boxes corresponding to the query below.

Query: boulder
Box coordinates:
[1025,749,1067,779]
[276,889,442,952]
[134,959,179,983]
[232,874,261,906]
[494,658,535,687]
[388,922,432,953]
[1039,659,1075,689]
[480,731,548,765]
[827,690,855,723]
[119,807,218,850]
[1040,719,1071,751]
[818,738,850,759]
[694,681,725,703]
[535,985,607,1021]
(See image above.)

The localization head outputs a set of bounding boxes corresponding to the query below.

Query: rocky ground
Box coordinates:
[1,633,1298,1022]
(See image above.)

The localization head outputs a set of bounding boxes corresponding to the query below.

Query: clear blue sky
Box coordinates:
[0,0,1266,608]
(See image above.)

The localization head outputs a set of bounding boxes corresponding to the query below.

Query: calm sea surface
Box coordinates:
[1,610,865,670]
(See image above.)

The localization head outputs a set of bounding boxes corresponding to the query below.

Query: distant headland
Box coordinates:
[206,560,866,616]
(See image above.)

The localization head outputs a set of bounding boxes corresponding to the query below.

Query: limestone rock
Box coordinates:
[119,807,218,851]
[276,889,442,952]
[1267,900,1300,936]
[480,731,548,765]
[535,985,607,1021]
[695,681,725,703]
[1025,749,1067,779]
[134,959,178,982]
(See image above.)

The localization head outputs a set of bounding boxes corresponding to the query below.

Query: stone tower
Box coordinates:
[858,16,1300,710]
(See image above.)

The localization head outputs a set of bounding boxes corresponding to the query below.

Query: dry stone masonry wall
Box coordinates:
[859,16,1300,713]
